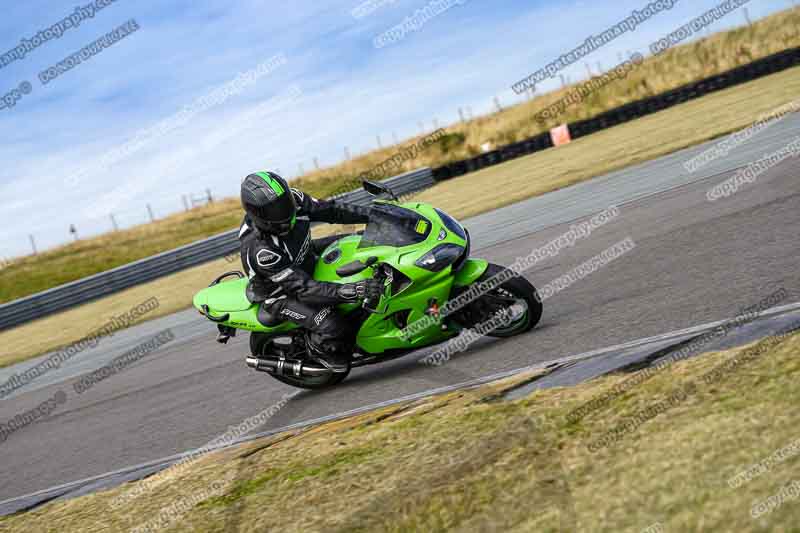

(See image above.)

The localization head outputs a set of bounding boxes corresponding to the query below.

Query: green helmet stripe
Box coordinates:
[256,172,285,196]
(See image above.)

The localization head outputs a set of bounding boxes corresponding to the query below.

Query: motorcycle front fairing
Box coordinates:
[313,202,472,354]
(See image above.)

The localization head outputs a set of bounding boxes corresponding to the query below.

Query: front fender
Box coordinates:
[453,259,489,288]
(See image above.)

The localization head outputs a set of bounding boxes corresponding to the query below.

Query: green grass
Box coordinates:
[197,469,280,508]
[1,7,798,304]
[4,332,800,532]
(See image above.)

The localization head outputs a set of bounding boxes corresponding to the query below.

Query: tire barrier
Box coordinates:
[433,46,800,182]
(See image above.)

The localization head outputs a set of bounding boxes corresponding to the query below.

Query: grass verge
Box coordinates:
[1,7,798,303]
[3,331,799,532]
[2,62,799,368]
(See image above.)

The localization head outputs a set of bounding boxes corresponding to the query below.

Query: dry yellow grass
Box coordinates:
[2,62,798,368]
[3,331,798,532]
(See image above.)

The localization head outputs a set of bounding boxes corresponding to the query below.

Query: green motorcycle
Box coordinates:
[193,180,542,389]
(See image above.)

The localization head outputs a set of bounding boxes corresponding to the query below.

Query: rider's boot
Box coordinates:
[306,333,352,374]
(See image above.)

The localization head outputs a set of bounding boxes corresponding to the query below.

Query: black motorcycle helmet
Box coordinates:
[241,172,297,235]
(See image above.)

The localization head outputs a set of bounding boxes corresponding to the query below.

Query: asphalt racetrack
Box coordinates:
[1,113,799,502]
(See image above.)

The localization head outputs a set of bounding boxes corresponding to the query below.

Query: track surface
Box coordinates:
[1,114,799,501]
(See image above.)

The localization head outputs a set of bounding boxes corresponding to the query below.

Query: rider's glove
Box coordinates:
[338,279,383,302]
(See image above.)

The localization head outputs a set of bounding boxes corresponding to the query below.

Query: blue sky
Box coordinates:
[0,0,792,257]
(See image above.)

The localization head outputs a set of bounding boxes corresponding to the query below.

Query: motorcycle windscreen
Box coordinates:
[358,204,432,249]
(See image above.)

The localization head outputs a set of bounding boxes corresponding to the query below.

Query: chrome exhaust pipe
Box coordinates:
[246,356,332,378]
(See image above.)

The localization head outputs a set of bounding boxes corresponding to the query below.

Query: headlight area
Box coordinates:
[434,208,467,240]
[415,244,465,272]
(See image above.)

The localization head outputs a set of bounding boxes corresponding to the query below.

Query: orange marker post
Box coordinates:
[550,124,572,147]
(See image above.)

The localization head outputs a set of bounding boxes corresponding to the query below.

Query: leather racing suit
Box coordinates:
[238,188,371,358]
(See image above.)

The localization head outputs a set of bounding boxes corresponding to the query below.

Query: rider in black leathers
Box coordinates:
[239,171,382,372]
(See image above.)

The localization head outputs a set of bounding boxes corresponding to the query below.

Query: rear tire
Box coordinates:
[249,333,350,390]
[464,263,543,337]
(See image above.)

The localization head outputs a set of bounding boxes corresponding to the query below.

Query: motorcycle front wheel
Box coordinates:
[455,263,543,338]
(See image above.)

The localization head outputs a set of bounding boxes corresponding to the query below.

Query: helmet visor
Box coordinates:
[253,212,296,236]
[253,195,295,223]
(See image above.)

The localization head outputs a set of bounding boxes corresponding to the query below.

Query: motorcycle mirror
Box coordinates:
[363,180,399,201]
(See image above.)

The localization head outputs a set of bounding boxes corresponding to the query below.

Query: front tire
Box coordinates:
[459,263,543,337]
[249,333,350,390]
